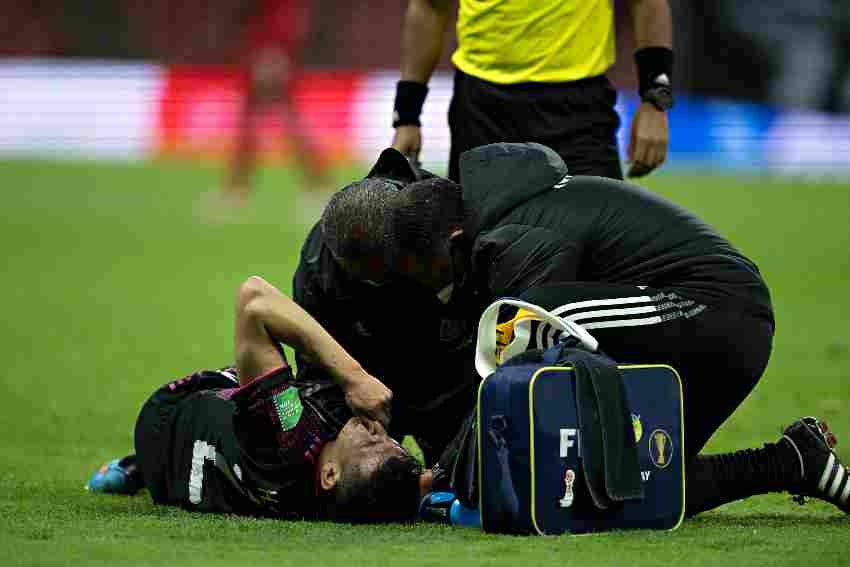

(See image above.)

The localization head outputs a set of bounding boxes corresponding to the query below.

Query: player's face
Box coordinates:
[335,417,406,477]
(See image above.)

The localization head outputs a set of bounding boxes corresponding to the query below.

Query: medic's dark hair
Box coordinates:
[389,177,466,260]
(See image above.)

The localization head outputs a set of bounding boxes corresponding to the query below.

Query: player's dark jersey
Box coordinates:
[458,143,773,320]
[134,365,351,519]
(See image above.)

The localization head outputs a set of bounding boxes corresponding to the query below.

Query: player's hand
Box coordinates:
[344,372,393,428]
[392,125,422,163]
[627,102,669,178]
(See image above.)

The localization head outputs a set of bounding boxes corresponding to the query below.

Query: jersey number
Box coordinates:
[188,440,216,504]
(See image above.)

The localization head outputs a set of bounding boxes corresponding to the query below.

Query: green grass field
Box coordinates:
[1,158,848,566]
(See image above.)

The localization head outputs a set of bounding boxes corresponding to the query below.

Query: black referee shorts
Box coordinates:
[448,69,623,182]
[516,282,775,460]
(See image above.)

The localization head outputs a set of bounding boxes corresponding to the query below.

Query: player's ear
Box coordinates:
[319,461,340,492]
[367,148,418,184]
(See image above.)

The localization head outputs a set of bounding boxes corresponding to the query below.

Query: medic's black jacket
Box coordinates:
[458,142,773,321]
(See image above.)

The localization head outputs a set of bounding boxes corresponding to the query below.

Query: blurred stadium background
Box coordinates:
[1,2,849,565]
[1,1,849,174]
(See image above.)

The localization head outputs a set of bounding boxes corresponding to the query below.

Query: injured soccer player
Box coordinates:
[86,276,423,523]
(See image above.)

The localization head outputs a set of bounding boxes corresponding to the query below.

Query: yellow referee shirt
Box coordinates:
[451,0,616,84]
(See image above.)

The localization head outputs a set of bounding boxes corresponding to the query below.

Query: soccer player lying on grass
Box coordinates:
[86,276,422,523]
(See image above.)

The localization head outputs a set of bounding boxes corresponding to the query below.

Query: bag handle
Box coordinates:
[475,298,599,378]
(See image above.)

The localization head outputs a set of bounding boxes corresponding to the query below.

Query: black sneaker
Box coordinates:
[781,417,848,512]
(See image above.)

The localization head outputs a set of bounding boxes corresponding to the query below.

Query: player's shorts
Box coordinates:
[134,369,251,514]
[448,69,623,182]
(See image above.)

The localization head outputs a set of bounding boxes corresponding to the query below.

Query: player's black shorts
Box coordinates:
[134,369,251,514]
[448,69,623,182]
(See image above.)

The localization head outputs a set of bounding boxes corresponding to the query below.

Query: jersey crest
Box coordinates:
[273,387,304,431]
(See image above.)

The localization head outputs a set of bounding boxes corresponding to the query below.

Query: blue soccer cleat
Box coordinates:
[85,456,143,495]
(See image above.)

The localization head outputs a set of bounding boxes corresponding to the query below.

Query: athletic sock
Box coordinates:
[685,442,801,516]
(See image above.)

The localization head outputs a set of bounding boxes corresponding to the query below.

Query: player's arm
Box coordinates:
[627,0,673,178]
[234,276,393,426]
[391,0,453,159]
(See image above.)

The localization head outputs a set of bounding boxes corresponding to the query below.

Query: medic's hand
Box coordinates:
[627,102,669,178]
[344,372,393,428]
[392,125,423,163]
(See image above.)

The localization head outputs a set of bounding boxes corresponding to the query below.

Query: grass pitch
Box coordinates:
[0,158,848,566]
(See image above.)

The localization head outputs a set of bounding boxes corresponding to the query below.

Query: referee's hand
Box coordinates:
[627,102,669,178]
[392,125,422,164]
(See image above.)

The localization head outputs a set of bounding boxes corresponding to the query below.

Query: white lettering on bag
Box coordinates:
[560,428,580,458]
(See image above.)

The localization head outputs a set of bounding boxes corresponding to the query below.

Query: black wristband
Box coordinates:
[634,47,673,97]
[393,80,428,128]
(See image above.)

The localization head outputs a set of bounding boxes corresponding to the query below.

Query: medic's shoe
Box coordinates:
[781,417,849,513]
[85,456,143,495]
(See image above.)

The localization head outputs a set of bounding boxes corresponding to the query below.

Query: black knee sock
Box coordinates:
[685,441,801,517]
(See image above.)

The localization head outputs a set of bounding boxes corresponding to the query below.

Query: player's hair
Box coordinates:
[389,177,466,261]
[321,178,397,266]
[324,451,423,524]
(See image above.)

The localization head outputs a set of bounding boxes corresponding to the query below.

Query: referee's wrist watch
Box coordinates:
[641,83,674,112]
